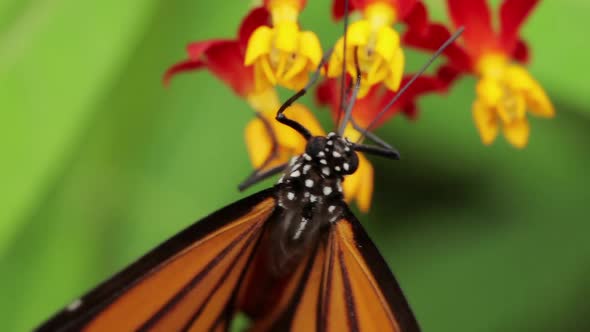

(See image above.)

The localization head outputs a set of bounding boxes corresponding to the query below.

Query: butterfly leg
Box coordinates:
[352,143,400,160]
[238,163,288,191]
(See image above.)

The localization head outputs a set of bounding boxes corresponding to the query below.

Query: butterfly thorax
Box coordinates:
[268,132,359,275]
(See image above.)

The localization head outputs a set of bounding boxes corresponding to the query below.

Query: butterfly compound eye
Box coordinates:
[342,150,359,175]
[305,136,327,157]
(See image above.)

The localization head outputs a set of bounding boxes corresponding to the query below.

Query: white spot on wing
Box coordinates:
[323,186,333,196]
[305,179,314,188]
[304,154,312,161]
[322,167,330,176]
[310,195,317,203]
[287,192,295,200]
[291,170,301,177]
[333,151,341,158]
[303,164,312,174]
[320,159,327,165]
[328,205,336,213]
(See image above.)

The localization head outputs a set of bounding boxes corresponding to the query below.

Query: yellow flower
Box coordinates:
[327,2,404,98]
[340,125,374,212]
[473,54,555,148]
[244,1,322,91]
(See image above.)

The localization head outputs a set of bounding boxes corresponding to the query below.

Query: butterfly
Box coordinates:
[35,76,420,332]
[35,8,463,330]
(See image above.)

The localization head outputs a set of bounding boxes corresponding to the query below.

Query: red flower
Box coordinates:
[163,7,271,97]
[403,0,554,148]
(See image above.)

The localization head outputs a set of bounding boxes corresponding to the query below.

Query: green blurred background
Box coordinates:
[1,0,589,331]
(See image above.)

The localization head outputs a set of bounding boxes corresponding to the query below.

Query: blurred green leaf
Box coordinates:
[0,0,160,253]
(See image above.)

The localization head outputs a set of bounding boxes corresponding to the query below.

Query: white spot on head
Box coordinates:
[327,140,333,146]
[335,166,341,171]
[303,164,312,174]
[337,181,343,192]
[289,157,297,165]
[291,170,301,177]
[343,163,349,171]
[328,132,336,137]
[328,205,336,213]
[323,186,333,196]
[305,179,314,188]
[320,159,327,165]
[304,154,312,161]
[344,146,351,152]
[287,192,295,200]
[310,195,317,203]
[318,151,325,157]
[292,163,301,170]
[304,191,310,197]
[324,148,329,152]
[67,299,82,311]
[322,167,330,176]
[333,151,341,158]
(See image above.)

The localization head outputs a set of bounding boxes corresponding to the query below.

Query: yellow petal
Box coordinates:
[503,117,530,148]
[298,30,323,66]
[246,88,280,113]
[260,57,277,85]
[497,92,526,124]
[343,171,360,205]
[282,54,307,82]
[327,38,344,77]
[473,100,499,145]
[245,26,273,65]
[253,62,273,92]
[356,80,372,98]
[505,65,555,118]
[476,76,503,107]
[355,153,374,213]
[346,20,371,46]
[244,117,274,168]
[275,21,299,52]
[366,56,384,85]
[384,47,404,91]
[282,69,309,90]
[375,26,400,62]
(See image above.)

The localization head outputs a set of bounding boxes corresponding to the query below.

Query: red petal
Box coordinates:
[436,64,463,86]
[238,6,271,51]
[163,59,205,86]
[205,41,255,97]
[403,22,472,71]
[403,1,428,34]
[186,39,227,59]
[511,39,530,64]
[390,0,417,19]
[446,0,496,57]
[499,0,538,54]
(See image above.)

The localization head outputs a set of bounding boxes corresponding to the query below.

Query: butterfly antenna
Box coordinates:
[357,26,465,143]
[335,0,350,128]
[338,48,361,135]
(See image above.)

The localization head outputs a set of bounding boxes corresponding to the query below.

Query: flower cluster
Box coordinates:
[164,0,552,211]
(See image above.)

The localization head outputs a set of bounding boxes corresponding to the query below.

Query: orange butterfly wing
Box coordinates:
[246,208,420,332]
[36,190,276,332]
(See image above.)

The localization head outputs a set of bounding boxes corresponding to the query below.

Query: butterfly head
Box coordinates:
[304,132,359,177]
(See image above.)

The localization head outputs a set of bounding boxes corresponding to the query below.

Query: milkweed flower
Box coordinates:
[404,0,554,148]
[244,0,323,91]
[327,0,417,97]
[164,7,323,171]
